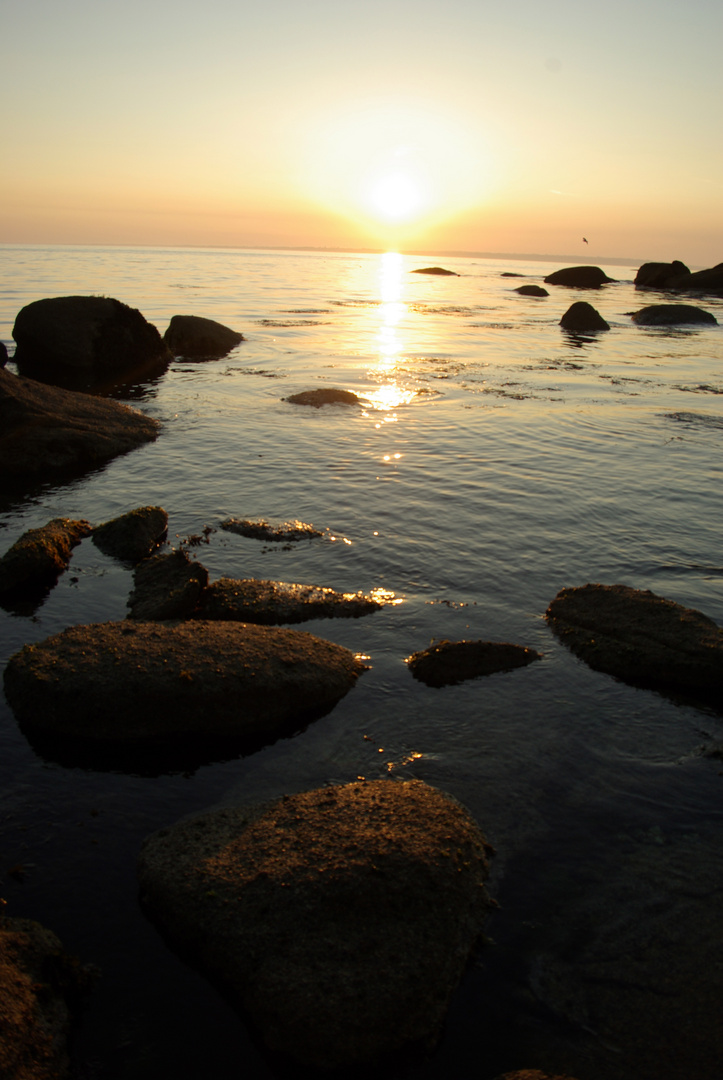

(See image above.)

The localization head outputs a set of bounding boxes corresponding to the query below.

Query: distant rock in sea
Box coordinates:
[163,314,244,359]
[515,284,549,297]
[544,266,615,289]
[635,260,723,296]
[411,266,459,276]
[285,388,361,407]
[630,304,717,326]
[560,301,610,332]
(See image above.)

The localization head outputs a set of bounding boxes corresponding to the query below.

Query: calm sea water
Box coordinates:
[1,244,722,1079]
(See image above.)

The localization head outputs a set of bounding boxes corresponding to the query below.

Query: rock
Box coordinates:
[0,341,7,367]
[630,304,717,326]
[410,266,459,276]
[127,550,208,620]
[515,285,549,297]
[197,577,385,624]
[0,915,90,1080]
[679,262,723,295]
[543,266,615,288]
[12,295,171,388]
[0,368,159,486]
[92,506,168,564]
[493,1072,581,1080]
[545,583,723,702]
[284,388,361,407]
[559,301,610,332]
[163,315,244,358]
[220,518,324,542]
[137,779,493,1069]
[0,518,92,599]
[4,620,367,746]
[634,260,690,290]
[407,639,542,687]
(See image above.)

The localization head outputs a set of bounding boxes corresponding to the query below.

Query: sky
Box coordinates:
[2,0,722,264]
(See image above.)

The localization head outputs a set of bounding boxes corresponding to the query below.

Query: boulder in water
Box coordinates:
[137,778,493,1068]
[515,285,549,297]
[127,550,208,620]
[544,266,615,289]
[285,388,361,407]
[163,315,244,358]
[630,304,717,326]
[560,301,610,332]
[92,506,168,564]
[197,577,386,624]
[0,517,92,600]
[407,639,542,687]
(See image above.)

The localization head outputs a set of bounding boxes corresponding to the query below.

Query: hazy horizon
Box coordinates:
[3,0,721,266]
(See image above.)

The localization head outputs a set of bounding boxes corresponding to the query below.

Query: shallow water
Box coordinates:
[1,244,722,1079]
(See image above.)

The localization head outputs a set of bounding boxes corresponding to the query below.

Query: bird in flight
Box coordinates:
[582,237,589,244]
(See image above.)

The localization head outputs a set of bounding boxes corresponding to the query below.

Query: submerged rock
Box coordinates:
[3,620,366,746]
[12,295,171,387]
[137,779,493,1069]
[407,639,542,687]
[543,266,615,289]
[0,368,159,486]
[0,915,90,1080]
[197,577,385,624]
[0,517,92,599]
[559,301,610,332]
[127,549,208,620]
[630,304,717,326]
[163,314,244,358]
[515,285,549,297]
[92,506,168,564]
[410,266,459,276]
[221,517,325,542]
[546,583,723,703]
[285,388,361,408]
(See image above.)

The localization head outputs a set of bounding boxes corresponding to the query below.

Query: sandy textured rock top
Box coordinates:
[138,778,492,1068]
[197,576,384,624]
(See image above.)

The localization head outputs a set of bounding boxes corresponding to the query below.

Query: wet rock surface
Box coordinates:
[0,368,159,486]
[197,576,384,624]
[546,583,723,702]
[543,266,615,289]
[3,620,366,746]
[221,517,325,541]
[137,779,493,1069]
[0,517,92,600]
[559,301,610,332]
[12,295,171,388]
[127,549,208,620]
[284,388,361,407]
[92,506,168,564]
[630,303,717,325]
[163,314,244,358]
[407,639,542,687]
[0,916,87,1080]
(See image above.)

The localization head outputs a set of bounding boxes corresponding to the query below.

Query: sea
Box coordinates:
[1,244,722,1080]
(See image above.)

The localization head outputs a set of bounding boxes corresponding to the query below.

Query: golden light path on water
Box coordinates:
[364,251,417,422]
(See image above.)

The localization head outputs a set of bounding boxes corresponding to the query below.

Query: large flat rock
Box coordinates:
[3,620,367,745]
[0,368,159,485]
[546,583,723,702]
[197,577,384,624]
[137,779,493,1068]
[0,517,91,599]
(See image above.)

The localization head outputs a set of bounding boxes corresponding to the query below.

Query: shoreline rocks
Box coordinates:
[543,266,615,289]
[163,315,244,359]
[0,367,159,487]
[220,517,324,541]
[128,550,208,620]
[92,506,168,564]
[3,620,367,746]
[0,518,92,600]
[546,583,723,703]
[635,260,723,296]
[137,779,493,1069]
[197,577,385,624]
[407,639,542,687]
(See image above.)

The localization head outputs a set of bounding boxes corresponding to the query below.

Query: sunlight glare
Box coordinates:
[367,171,427,223]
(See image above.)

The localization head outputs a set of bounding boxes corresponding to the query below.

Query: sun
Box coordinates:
[366,171,427,223]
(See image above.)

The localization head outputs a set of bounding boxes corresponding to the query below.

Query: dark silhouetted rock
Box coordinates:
[0,368,159,485]
[285,388,361,407]
[221,518,324,541]
[0,916,90,1080]
[543,266,615,288]
[12,295,171,387]
[163,315,244,358]
[197,577,386,624]
[634,260,690,290]
[128,549,208,620]
[560,301,610,332]
[493,1072,581,1080]
[680,262,723,295]
[0,518,92,599]
[92,506,168,564]
[546,583,723,702]
[407,639,541,687]
[4,620,367,746]
[137,779,493,1068]
[630,304,717,326]
[410,266,459,276]
[0,342,7,368]
[515,285,549,297]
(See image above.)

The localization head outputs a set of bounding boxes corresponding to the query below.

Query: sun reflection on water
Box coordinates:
[366,251,418,412]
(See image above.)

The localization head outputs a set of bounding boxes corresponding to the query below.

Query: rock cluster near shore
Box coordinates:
[137,779,493,1069]
[635,259,723,296]
[0,517,92,600]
